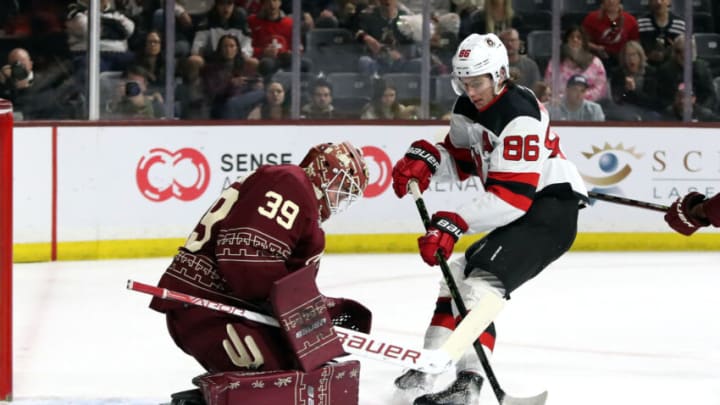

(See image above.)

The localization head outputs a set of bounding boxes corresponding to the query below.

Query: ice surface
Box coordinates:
[4,252,720,404]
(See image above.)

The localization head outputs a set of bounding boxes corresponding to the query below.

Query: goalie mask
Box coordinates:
[451,33,509,96]
[300,142,369,222]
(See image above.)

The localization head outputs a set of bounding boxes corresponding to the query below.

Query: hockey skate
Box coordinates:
[395,368,436,392]
[413,370,483,405]
[393,368,437,403]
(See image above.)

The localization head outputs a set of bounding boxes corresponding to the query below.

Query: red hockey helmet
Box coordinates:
[300,142,369,221]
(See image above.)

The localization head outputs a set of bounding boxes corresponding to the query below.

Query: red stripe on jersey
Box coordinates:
[477,86,509,112]
[487,171,539,211]
[488,171,540,187]
[487,184,533,211]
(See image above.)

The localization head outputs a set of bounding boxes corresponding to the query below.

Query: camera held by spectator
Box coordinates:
[1,60,32,90]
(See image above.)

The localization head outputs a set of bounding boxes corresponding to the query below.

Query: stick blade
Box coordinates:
[501,390,548,405]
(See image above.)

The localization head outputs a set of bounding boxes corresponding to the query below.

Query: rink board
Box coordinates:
[11,123,720,261]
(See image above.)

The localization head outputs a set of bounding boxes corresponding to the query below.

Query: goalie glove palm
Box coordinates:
[418,211,468,266]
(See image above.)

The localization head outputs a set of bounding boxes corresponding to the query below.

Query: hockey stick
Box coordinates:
[408,181,547,405]
[127,279,453,374]
[588,191,669,212]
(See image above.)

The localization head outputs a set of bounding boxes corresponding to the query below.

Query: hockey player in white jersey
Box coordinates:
[392,33,588,404]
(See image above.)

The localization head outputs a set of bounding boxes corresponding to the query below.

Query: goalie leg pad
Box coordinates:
[193,360,361,405]
[270,264,346,372]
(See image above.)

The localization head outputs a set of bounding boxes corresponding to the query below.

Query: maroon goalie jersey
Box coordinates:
[150,164,325,313]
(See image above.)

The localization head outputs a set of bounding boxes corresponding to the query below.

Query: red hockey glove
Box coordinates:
[664,192,710,236]
[418,211,468,266]
[392,140,441,198]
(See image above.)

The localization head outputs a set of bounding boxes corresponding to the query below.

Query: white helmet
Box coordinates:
[451,33,509,96]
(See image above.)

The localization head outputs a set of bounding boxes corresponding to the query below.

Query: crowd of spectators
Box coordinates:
[2,0,720,121]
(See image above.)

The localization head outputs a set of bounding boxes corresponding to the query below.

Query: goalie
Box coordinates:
[148,142,372,405]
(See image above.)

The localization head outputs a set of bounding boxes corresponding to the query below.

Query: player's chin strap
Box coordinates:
[408,180,548,405]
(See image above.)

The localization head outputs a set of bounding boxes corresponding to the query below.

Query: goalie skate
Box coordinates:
[168,388,205,405]
[413,371,483,405]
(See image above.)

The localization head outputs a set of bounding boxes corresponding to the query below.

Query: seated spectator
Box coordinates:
[430,13,463,74]
[237,0,262,16]
[313,0,367,32]
[66,0,136,73]
[133,30,166,93]
[662,83,720,122]
[147,0,195,58]
[532,80,552,103]
[301,79,336,119]
[201,34,264,118]
[545,74,605,121]
[247,80,289,119]
[360,83,416,119]
[175,55,210,119]
[0,47,83,120]
[465,0,524,39]
[656,35,717,111]
[637,0,685,67]
[605,40,661,121]
[192,0,258,73]
[394,13,458,74]
[355,0,421,75]
[248,0,309,78]
[499,28,540,89]
[544,26,608,102]
[107,65,164,119]
[456,0,483,41]
[581,0,639,70]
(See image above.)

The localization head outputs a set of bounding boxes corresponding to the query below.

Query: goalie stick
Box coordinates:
[408,181,548,405]
[588,191,669,212]
[127,280,452,374]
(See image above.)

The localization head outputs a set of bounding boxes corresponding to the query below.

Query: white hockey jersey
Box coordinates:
[433,84,588,233]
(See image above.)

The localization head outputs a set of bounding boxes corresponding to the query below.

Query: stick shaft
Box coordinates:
[588,191,669,212]
[408,182,507,402]
[127,280,448,373]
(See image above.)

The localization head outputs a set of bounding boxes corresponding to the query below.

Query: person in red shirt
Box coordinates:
[582,0,639,69]
[150,142,370,405]
[248,0,308,76]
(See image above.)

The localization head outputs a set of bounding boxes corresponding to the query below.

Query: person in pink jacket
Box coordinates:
[544,25,609,102]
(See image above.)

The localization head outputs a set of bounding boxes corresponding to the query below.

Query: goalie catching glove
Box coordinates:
[418,211,468,266]
[664,192,720,236]
[325,296,372,333]
[392,140,441,198]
